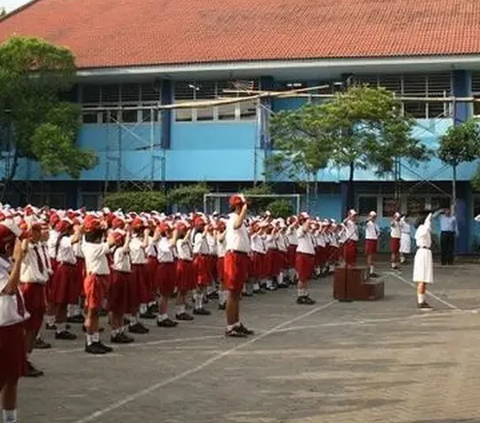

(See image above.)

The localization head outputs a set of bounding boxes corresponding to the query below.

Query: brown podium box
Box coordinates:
[333,266,384,301]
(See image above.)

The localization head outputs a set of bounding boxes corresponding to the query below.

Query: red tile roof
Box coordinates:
[0,0,479,69]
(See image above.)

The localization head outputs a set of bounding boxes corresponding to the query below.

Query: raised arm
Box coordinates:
[234,203,248,230]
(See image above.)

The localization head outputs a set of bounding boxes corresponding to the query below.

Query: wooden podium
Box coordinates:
[333,266,384,301]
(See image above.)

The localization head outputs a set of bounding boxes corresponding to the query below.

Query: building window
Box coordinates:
[430,196,451,211]
[358,196,378,216]
[173,80,258,122]
[81,194,99,210]
[406,196,426,215]
[382,197,400,217]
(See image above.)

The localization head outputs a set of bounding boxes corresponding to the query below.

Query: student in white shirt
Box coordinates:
[192,217,211,315]
[19,222,49,378]
[295,215,316,305]
[82,216,116,355]
[413,211,434,310]
[343,209,359,267]
[399,215,412,263]
[205,224,218,300]
[285,217,298,284]
[224,194,253,338]
[215,221,227,310]
[390,212,401,269]
[364,211,380,277]
[0,219,28,423]
[174,222,194,322]
[250,222,267,293]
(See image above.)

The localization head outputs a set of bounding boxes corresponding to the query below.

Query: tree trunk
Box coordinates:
[346,161,355,211]
[1,148,19,203]
[452,165,457,214]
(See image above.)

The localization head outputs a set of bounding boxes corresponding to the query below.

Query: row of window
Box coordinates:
[357,195,452,217]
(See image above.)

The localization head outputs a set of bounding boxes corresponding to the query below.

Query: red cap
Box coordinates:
[132,217,145,230]
[84,215,101,233]
[111,217,125,230]
[229,194,245,208]
[55,219,73,234]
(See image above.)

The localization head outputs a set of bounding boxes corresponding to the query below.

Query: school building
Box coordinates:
[1,0,480,251]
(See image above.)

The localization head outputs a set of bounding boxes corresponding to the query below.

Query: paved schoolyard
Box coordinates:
[20,261,480,423]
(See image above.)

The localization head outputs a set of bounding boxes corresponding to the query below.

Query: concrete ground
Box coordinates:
[20,261,480,423]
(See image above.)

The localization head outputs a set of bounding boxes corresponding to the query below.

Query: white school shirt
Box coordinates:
[157,237,174,263]
[344,220,359,242]
[265,234,278,250]
[250,233,266,254]
[365,221,379,240]
[40,242,53,275]
[146,237,158,258]
[57,236,77,265]
[329,233,339,248]
[112,246,131,273]
[286,226,298,246]
[415,214,432,249]
[130,236,147,264]
[193,232,209,255]
[400,217,411,234]
[390,220,401,238]
[316,232,326,248]
[73,239,85,258]
[277,234,288,252]
[83,242,110,275]
[176,238,193,261]
[20,243,49,284]
[225,213,250,254]
[47,230,59,259]
[0,257,30,326]
[217,237,226,258]
[296,227,315,255]
[206,233,217,256]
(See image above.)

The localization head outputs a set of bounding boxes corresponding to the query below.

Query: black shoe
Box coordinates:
[67,314,85,324]
[25,361,44,377]
[242,292,253,297]
[98,341,113,353]
[303,296,316,305]
[278,283,289,289]
[119,332,135,343]
[123,317,131,325]
[237,323,255,336]
[370,273,379,278]
[128,322,150,334]
[193,308,211,316]
[85,342,107,355]
[175,312,194,321]
[418,302,433,310]
[156,318,178,328]
[267,286,276,291]
[82,325,105,333]
[150,303,159,313]
[34,337,52,349]
[218,303,226,311]
[55,330,77,340]
[111,333,134,344]
[207,291,219,300]
[99,308,108,317]
[46,323,72,331]
[140,310,157,319]
[225,327,247,338]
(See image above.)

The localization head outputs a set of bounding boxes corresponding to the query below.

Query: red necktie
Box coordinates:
[33,245,45,274]
[15,289,25,317]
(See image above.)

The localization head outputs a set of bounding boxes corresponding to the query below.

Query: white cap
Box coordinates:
[0,219,21,237]
[348,209,357,216]
[368,211,377,217]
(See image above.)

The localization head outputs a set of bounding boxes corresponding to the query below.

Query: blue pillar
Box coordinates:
[161,80,173,149]
[452,71,472,252]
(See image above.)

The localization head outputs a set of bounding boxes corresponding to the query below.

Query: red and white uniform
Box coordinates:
[176,238,195,292]
[82,241,110,310]
[206,232,217,282]
[224,213,250,292]
[343,220,358,265]
[110,244,131,315]
[156,237,176,296]
[146,237,159,302]
[390,220,401,253]
[20,242,49,332]
[286,226,298,269]
[250,232,266,280]
[216,236,226,285]
[193,232,210,287]
[129,235,148,309]
[0,256,28,381]
[365,221,379,255]
[52,235,78,305]
[265,232,280,278]
[295,226,315,283]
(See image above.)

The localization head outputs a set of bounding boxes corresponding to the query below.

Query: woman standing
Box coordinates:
[413,211,433,310]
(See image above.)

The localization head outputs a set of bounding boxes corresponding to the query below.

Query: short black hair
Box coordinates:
[85,229,105,243]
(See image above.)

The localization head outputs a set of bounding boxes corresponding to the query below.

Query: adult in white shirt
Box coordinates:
[390,212,401,269]
[294,214,316,305]
[19,223,49,378]
[399,215,412,263]
[224,194,253,338]
[343,209,359,267]
[413,211,434,310]
[0,219,27,423]
[364,211,380,277]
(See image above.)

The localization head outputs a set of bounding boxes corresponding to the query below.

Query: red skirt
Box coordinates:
[295,252,315,283]
[84,274,108,310]
[76,257,86,297]
[20,283,46,332]
[390,237,400,254]
[344,240,357,266]
[209,255,218,282]
[287,245,297,268]
[52,263,79,305]
[176,259,195,292]
[224,251,250,293]
[194,254,210,287]
[156,262,176,296]
[328,245,340,262]
[0,323,27,382]
[216,257,225,285]
[266,249,281,277]
[315,246,327,266]
[109,270,130,314]
[129,264,148,309]
[146,256,158,301]
[365,239,378,255]
[251,252,266,279]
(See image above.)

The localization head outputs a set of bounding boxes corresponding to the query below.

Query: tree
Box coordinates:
[167,182,209,211]
[438,119,480,212]
[0,36,97,200]
[265,199,294,219]
[242,184,274,214]
[103,191,167,213]
[265,105,331,205]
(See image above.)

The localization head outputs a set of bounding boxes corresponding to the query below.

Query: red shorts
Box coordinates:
[365,239,378,255]
[216,257,225,285]
[344,240,357,266]
[316,246,327,266]
[109,270,130,315]
[287,245,297,268]
[84,274,108,310]
[131,264,149,307]
[250,252,265,279]
[224,251,250,293]
[20,283,46,332]
[390,237,400,254]
[0,323,27,382]
[194,254,210,287]
[328,245,340,261]
[266,250,281,277]
[176,260,195,293]
[76,257,86,297]
[156,262,176,296]
[295,252,315,283]
[52,263,79,305]
[147,256,158,300]
[209,255,217,281]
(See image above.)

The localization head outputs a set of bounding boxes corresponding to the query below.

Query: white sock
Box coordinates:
[369,265,374,274]
[218,291,226,305]
[140,304,148,314]
[253,282,260,291]
[176,304,186,315]
[86,334,94,346]
[266,279,273,288]
[418,293,425,304]
[67,304,74,318]
[194,291,203,309]
[157,313,168,322]
[111,328,119,337]
[46,315,55,326]
[92,332,100,343]
[56,323,66,333]
[297,288,305,297]
[130,314,139,325]
[278,272,284,285]
[3,409,17,423]
[226,322,239,332]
